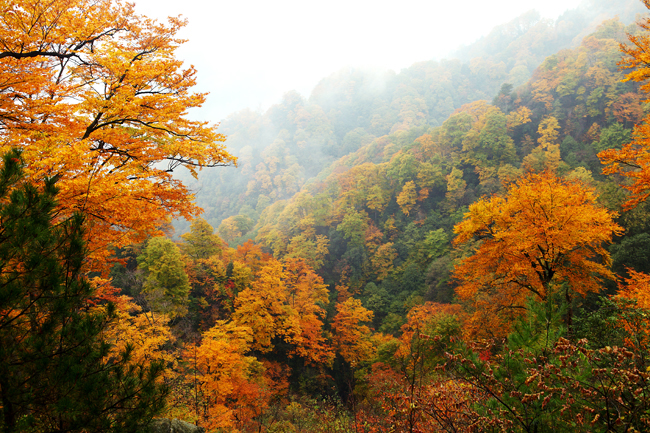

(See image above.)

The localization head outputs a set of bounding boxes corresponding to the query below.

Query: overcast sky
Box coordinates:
[132,0,584,123]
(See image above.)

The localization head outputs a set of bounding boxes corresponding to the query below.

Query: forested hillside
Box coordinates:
[6,0,650,432]
[134,1,650,429]
[216,17,644,335]
[174,0,646,237]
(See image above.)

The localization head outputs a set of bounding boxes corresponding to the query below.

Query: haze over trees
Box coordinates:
[174,0,647,236]
[5,0,650,432]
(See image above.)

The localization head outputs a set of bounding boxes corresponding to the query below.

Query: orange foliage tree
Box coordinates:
[0,0,235,272]
[613,268,650,348]
[232,258,333,366]
[331,297,375,366]
[599,0,650,208]
[183,321,268,431]
[282,258,334,365]
[453,171,622,336]
[617,268,650,309]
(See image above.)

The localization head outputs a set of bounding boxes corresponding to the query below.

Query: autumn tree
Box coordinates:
[282,258,333,365]
[453,171,622,335]
[617,269,650,310]
[231,257,332,366]
[101,297,174,368]
[232,259,298,352]
[0,0,235,272]
[613,92,644,127]
[397,181,417,216]
[331,298,375,366]
[232,240,271,276]
[183,321,267,431]
[609,269,650,349]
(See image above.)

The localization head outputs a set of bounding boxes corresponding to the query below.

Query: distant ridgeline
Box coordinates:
[174,0,644,238]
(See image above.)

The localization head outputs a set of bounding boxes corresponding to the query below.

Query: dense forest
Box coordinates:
[5,0,650,432]
[172,0,646,235]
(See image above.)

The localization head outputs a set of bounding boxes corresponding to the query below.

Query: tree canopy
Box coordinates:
[452,171,622,335]
[0,0,235,272]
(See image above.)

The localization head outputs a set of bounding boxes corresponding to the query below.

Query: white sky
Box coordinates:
[132,0,584,123]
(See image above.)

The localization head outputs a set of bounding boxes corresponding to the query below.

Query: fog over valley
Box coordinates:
[163,0,647,237]
[133,0,590,121]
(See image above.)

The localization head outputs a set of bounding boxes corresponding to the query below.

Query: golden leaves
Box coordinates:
[331,297,375,366]
[184,320,266,431]
[396,181,417,216]
[232,257,334,366]
[453,171,622,336]
[0,0,236,273]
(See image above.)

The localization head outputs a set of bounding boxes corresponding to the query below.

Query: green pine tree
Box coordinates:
[0,150,168,433]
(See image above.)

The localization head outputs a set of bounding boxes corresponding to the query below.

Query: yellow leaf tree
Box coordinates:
[232,258,333,366]
[232,259,299,352]
[184,321,267,431]
[397,181,417,216]
[101,297,174,370]
[331,297,375,366]
[0,0,235,272]
[452,171,622,336]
